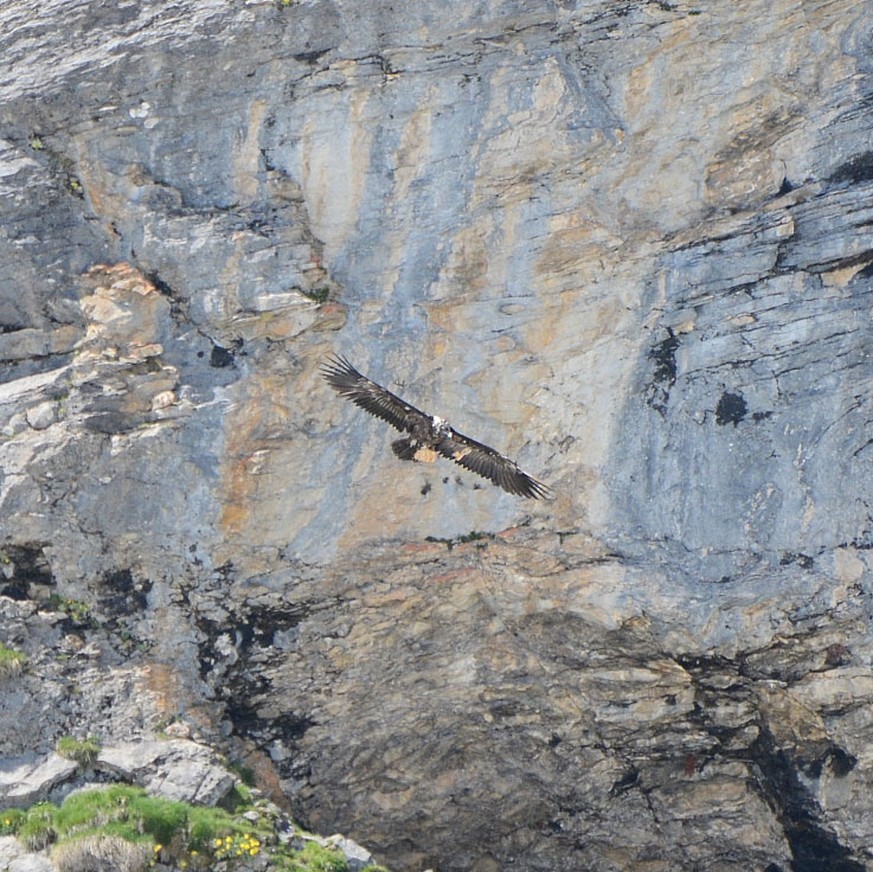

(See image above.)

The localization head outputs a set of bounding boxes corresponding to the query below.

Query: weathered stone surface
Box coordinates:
[326,835,374,872]
[0,755,77,810]
[0,597,167,761]
[97,740,234,806]
[1,0,872,870]
[9,860,56,872]
[0,836,54,872]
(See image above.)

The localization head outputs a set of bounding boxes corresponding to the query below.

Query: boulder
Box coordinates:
[0,755,77,810]
[96,740,234,806]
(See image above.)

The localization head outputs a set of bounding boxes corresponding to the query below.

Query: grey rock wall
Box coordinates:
[2,0,873,870]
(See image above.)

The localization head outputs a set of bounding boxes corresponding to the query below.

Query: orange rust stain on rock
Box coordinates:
[79,263,168,351]
[238,747,288,808]
[430,567,479,585]
[400,541,448,556]
[312,301,348,332]
[361,587,410,607]
[219,373,291,537]
[144,662,184,719]
[496,525,532,540]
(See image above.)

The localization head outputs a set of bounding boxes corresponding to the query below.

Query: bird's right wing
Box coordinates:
[435,427,552,500]
[321,355,425,433]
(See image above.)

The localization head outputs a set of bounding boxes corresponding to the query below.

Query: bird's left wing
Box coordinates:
[321,354,424,432]
[435,428,552,499]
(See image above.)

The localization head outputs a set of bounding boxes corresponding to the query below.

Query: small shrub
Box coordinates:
[53,833,151,872]
[277,841,349,872]
[7,785,379,872]
[228,761,257,787]
[302,286,330,304]
[53,786,136,838]
[186,804,246,852]
[128,794,189,846]
[56,735,101,766]
[0,642,27,677]
[33,785,247,858]
[0,808,25,834]
[47,595,96,628]
[219,782,253,814]
[19,803,57,850]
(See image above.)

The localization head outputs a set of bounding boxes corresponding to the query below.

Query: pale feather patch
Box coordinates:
[414,446,438,463]
[452,447,472,460]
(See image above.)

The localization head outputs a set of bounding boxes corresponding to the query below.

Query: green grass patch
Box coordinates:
[19,803,57,850]
[0,808,25,834]
[53,833,151,872]
[276,840,349,872]
[219,781,254,814]
[55,735,101,766]
[0,642,26,677]
[4,785,392,871]
[227,761,257,787]
[302,286,330,304]
[47,595,96,628]
[128,792,190,845]
[11,786,245,856]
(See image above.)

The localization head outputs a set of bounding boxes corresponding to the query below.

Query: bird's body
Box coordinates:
[321,355,551,499]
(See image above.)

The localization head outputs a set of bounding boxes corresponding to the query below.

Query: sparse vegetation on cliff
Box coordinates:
[0,642,26,677]
[3,785,390,872]
[55,735,101,766]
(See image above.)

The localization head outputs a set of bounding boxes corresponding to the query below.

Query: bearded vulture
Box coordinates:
[322,355,551,499]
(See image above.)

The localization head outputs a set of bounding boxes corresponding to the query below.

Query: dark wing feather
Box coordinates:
[321,354,425,432]
[435,428,552,499]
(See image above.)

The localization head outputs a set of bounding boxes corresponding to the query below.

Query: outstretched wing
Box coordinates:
[321,354,425,433]
[435,428,552,499]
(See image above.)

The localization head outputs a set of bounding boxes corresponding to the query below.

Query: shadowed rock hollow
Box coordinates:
[2,1,873,869]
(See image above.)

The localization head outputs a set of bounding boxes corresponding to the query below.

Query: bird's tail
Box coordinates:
[391,438,418,461]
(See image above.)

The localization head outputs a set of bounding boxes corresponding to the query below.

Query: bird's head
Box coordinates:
[431,415,450,435]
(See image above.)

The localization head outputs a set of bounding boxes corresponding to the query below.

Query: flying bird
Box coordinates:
[321,354,551,499]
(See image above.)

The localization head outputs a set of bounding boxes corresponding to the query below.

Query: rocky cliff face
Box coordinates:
[2,0,873,869]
